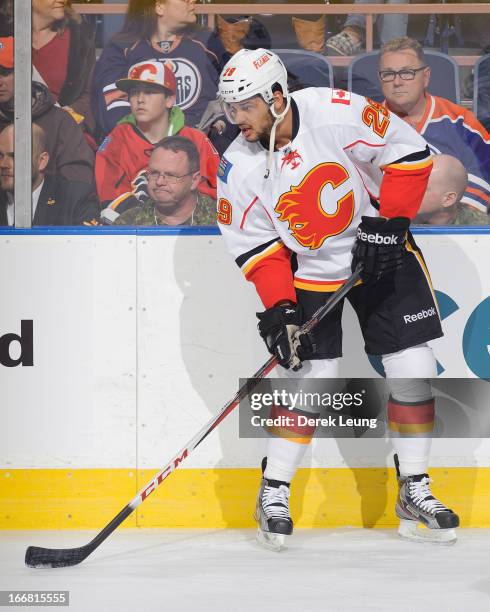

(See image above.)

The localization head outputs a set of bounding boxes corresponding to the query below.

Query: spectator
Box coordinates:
[416,154,488,225]
[0,0,13,37]
[114,136,216,226]
[475,50,490,132]
[0,36,95,184]
[325,0,408,56]
[96,59,219,224]
[380,37,490,213]
[32,0,96,132]
[0,123,100,226]
[91,0,225,137]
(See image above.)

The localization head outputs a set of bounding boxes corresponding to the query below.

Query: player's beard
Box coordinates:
[255,112,275,148]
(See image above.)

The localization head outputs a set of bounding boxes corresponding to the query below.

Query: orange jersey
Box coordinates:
[96,109,219,206]
[399,94,490,212]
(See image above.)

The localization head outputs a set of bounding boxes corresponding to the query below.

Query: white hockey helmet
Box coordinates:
[218,48,289,109]
[219,48,290,179]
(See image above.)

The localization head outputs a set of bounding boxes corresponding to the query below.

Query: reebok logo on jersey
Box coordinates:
[403,307,436,324]
[357,228,399,245]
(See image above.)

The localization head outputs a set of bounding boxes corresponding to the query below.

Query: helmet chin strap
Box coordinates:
[264,97,291,179]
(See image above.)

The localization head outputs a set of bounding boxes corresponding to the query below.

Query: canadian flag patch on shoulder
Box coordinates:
[331,89,351,105]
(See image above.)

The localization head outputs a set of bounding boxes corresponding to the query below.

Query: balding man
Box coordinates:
[379,37,490,213]
[416,155,489,225]
[0,123,100,226]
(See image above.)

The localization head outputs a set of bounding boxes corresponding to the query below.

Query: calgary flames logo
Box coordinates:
[281,149,303,170]
[275,162,355,250]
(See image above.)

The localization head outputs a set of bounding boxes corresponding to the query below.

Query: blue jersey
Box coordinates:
[91,30,225,136]
[415,95,490,212]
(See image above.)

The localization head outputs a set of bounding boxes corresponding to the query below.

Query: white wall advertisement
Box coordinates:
[0,232,489,470]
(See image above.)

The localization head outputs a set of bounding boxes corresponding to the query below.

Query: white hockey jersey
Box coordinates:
[217,88,432,308]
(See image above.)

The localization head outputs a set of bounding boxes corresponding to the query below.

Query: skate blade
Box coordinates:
[256,528,287,552]
[398,519,457,545]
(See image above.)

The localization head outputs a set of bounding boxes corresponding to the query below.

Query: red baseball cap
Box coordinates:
[0,37,14,70]
[116,60,176,95]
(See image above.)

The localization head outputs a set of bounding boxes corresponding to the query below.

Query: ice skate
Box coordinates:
[254,458,293,552]
[394,454,459,545]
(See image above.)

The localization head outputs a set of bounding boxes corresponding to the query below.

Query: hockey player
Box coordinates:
[217,49,459,550]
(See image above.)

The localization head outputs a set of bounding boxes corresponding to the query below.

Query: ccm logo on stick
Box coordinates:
[403,308,436,324]
[357,229,399,245]
[0,320,33,367]
[140,450,189,501]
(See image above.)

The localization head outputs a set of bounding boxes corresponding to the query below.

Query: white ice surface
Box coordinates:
[1,529,490,612]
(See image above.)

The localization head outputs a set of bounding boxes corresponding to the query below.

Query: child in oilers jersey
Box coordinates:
[216,48,459,551]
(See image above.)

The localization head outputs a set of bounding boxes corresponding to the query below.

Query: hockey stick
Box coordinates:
[25,267,362,568]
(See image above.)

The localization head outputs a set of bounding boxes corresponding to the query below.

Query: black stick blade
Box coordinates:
[25,545,91,568]
[25,504,134,569]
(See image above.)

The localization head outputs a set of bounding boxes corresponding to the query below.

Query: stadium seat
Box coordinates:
[274,49,334,90]
[473,54,490,131]
[348,50,460,104]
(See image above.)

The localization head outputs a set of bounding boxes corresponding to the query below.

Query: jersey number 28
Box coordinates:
[362,98,390,138]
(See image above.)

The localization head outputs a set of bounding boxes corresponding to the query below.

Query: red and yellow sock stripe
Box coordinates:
[387,396,435,435]
[266,404,317,445]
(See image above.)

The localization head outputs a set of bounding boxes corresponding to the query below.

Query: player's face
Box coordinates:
[0,67,14,104]
[379,50,430,113]
[147,147,199,208]
[226,96,274,143]
[129,84,174,125]
[0,126,14,193]
[32,0,66,22]
[156,0,197,28]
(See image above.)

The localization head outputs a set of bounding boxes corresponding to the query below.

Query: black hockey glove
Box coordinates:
[256,304,303,371]
[351,216,410,283]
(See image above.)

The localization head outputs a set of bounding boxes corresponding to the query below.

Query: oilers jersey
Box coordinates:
[410,94,490,213]
[217,88,432,308]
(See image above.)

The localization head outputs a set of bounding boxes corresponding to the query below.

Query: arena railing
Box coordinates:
[10,4,490,229]
[73,2,489,67]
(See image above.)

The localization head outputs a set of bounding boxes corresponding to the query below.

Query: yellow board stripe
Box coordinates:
[2,467,490,529]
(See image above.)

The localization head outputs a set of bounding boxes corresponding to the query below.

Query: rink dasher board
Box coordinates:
[0,231,489,529]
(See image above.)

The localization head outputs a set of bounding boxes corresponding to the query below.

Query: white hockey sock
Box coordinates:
[264,357,340,482]
[382,344,437,477]
[264,436,310,483]
[392,437,432,476]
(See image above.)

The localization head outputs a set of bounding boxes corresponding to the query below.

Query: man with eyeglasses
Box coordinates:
[379,37,490,215]
[95,59,219,224]
[114,136,216,226]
